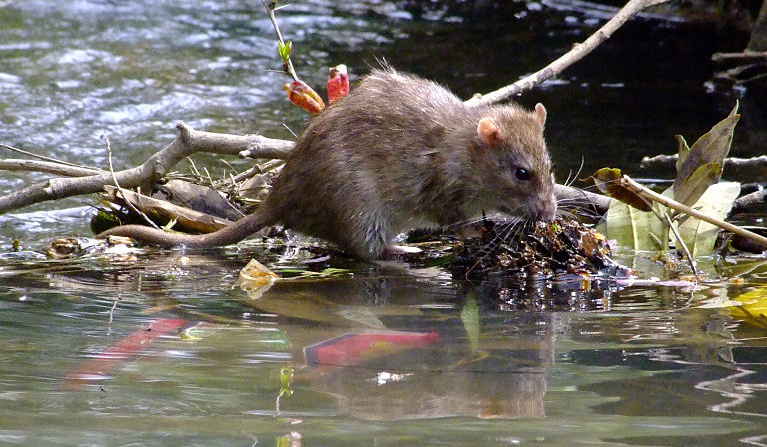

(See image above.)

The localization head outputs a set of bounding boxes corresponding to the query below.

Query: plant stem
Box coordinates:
[621,175,767,249]
[260,0,300,82]
[663,212,699,276]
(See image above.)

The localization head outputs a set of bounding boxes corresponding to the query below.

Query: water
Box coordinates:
[2,0,767,445]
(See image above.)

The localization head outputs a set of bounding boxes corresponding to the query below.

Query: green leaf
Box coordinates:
[598,195,666,252]
[600,182,740,257]
[674,134,690,173]
[460,293,480,353]
[673,102,739,204]
[588,168,652,212]
[671,162,721,210]
[676,181,740,258]
[278,40,292,63]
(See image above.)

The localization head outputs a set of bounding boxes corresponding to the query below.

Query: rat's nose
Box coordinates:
[528,195,557,222]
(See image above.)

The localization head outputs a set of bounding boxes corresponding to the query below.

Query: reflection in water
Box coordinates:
[1,246,766,445]
[239,271,554,420]
[2,0,767,444]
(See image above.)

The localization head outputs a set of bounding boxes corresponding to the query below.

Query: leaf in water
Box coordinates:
[601,182,740,257]
[676,181,740,258]
[460,293,480,352]
[674,102,739,205]
[588,168,652,212]
[598,196,665,252]
[729,286,767,329]
[336,308,386,329]
[237,258,279,300]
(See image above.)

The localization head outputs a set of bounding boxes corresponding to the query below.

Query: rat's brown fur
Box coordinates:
[98,68,556,259]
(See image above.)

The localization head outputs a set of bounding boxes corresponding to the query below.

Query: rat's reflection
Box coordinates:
[239,263,554,420]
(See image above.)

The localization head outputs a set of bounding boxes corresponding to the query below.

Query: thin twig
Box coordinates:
[203,167,214,188]
[261,0,300,82]
[187,157,202,180]
[663,212,698,276]
[0,142,103,171]
[106,138,161,229]
[108,294,121,326]
[0,158,103,177]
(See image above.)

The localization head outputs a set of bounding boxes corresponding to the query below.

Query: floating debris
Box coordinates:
[451,218,624,280]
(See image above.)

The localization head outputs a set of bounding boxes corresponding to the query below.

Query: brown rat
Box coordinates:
[98,68,557,259]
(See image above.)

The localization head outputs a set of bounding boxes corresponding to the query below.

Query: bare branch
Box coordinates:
[0,122,294,214]
[640,154,767,182]
[106,137,160,229]
[712,51,767,63]
[465,0,672,107]
[0,142,100,171]
[730,189,767,216]
[0,159,103,177]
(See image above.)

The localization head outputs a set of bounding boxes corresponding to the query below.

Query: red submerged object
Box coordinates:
[304,329,441,367]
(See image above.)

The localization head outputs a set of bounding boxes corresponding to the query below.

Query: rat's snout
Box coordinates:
[527,193,557,222]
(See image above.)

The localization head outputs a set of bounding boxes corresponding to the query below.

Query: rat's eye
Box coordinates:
[515,168,531,181]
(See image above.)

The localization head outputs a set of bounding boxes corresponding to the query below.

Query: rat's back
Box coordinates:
[266,68,470,258]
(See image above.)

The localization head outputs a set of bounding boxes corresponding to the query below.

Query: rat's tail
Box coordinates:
[96,210,275,248]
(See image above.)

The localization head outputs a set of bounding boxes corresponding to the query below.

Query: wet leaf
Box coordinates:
[47,237,84,258]
[600,182,740,257]
[460,293,480,352]
[283,80,325,115]
[600,197,666,252]
[588,168,652,212]
[674,102,739,206]
[105,235,135,246]
[237,258,279,299]
[676,181,740,258]
[327,64,350,104]
[729,287,767,329]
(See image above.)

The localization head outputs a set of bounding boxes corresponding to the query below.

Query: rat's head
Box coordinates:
[471,103,557,221]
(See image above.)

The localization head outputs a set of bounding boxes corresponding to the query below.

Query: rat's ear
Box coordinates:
[477,117,502,147]
[534,103,547,127]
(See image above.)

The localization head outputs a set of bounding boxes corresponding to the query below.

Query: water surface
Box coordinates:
[1,1,767,446]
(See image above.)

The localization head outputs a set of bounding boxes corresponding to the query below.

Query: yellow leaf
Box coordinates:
[729,286,767,329]
[237,259,279,300]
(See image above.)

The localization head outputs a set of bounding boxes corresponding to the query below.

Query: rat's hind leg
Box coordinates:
[341,204,397,260]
